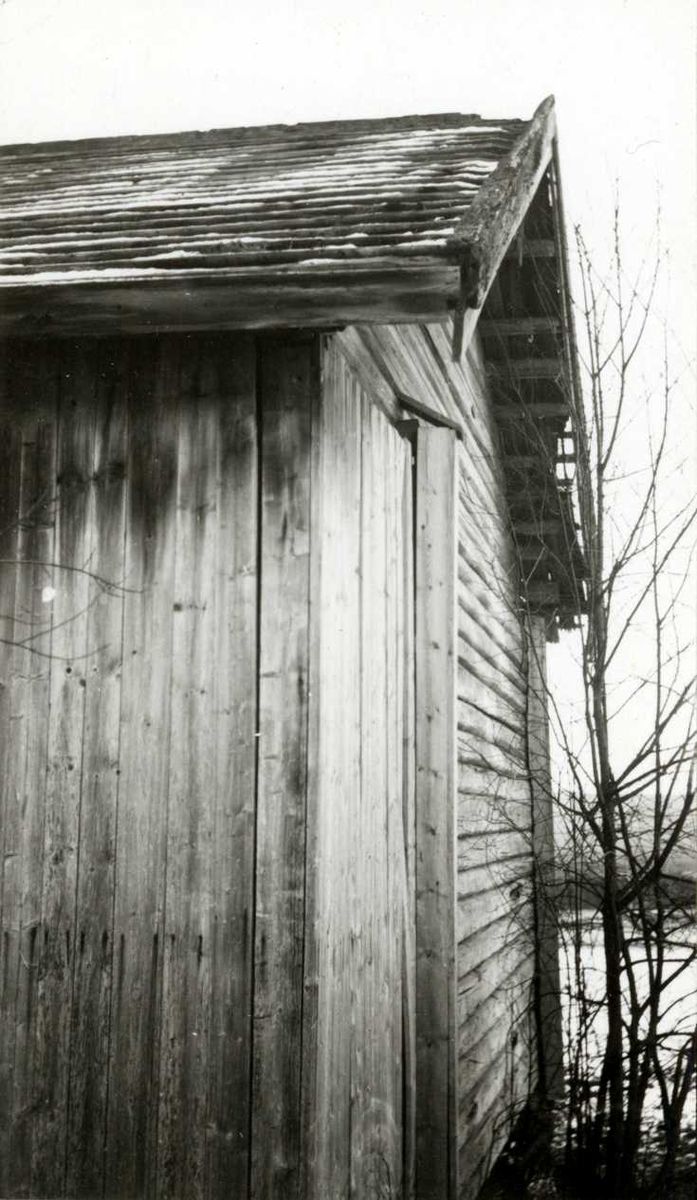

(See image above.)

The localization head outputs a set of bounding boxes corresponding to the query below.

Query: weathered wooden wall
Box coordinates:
[304,339,413,1200]
[0,333,262,1200]
[336,320,538,1200]
[453,332,536,1196]
[0,331,412,1200]
[1,318,545,1200]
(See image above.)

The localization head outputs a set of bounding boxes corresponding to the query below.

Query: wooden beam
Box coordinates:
[0,263,460,338]
[396,390,464,440]
[447,97,557,309]
[503,238,556,259]
[526,617,564,1088]
[494,401,569,419]
[251,337,315,1199]
[414,426,458,1200]
[513,518,563,536]
[478,316,561,337]
[487,357,566,380]
[526,580,560,607]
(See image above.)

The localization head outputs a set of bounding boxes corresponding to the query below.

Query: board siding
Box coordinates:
[206,336,259,1200]
[250,338,314,1200]
[302,340,360,1200]
[302,340,411,1200]
[64,341,129,1199]
[0,335,262,1200]
[34,344,96,1198]
[345,322,540,1200]
[0,347,57,1197]
[0,315,544,1200]
[105,337,180,1200]
[414,427,458,1200]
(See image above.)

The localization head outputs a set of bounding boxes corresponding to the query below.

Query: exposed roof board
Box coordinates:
[0,100,556,338]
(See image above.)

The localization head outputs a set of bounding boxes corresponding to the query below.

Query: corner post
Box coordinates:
[414,425,459,1200]
[526,615,564,1102]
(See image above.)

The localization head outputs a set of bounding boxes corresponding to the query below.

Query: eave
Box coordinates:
[0,101,557,346]
[0,261,461,339]
[476,155,588,638]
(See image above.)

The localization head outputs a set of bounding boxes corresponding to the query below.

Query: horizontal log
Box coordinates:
[487,357,566,379]
[0,265,461,337]
[458,952,534,1058]
[526,580,560,606]
[512,517,562,535]
[503,237,556,259]
[447,97,556,308]
[478,315,561,336]
[494,400,570,418]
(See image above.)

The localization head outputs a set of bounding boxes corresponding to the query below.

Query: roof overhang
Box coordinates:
[0,101,556,352]
[0,99,587,633]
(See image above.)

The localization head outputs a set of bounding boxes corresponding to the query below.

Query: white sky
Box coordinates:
[1,0,695,777]
[1,0,693,325]
[1,0,694,356]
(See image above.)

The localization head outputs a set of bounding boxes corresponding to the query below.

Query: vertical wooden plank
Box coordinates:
[414,425,458,1200]
[401,437,417,1200]
[298,346,323,1200]
[65,341,129,1197]
[0,391,23,989]
[351,395,401,1199]
[302,340,361,1200]
[158,339,219,1200]
[32,342,95,1197]
[105,336,180,1199]
[0,345,58,1197]
[206,335,258,1200]
[0,359,29,1200]
[383,424,405,1200]
[251,337,314,1200]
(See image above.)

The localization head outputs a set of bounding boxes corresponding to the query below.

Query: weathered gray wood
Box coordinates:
[158,343,220,1200]
[453,319,541,1195]
[0,267,460,338]
[478,316,561,336]
[400,424,417,1200]
[0,417,23,1143]
[458,952,535,1068]
[385,410,408,1198]
[105,336,179,1199]
[65,340,128,1198]
[457,1029,532,1198]
[333,327,403,425]
[414,425,458,1200]
[0,412,22,1051]
[33,343,95,1196]
[0,350,57,1195]
[251,337,315,1200]
[448,96,556,308]
[206,336,258,1200]
[352,394,404,1200]
[503,237,556,259]
[495,401,570,419]
[302,340,361,1200]
[526,614,563,1100]
[486,357,566,380]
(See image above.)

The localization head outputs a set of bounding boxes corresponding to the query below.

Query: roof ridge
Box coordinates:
[0,110,529,156]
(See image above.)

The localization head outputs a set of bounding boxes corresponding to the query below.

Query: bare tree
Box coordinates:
[516,206,696,1199]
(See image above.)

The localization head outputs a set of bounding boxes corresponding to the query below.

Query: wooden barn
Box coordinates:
[0,97,584,1200]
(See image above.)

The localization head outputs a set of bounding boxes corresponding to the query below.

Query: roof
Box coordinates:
[0,100,556,340]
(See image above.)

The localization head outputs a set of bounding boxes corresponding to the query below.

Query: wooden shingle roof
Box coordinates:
[0,100,556,339]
